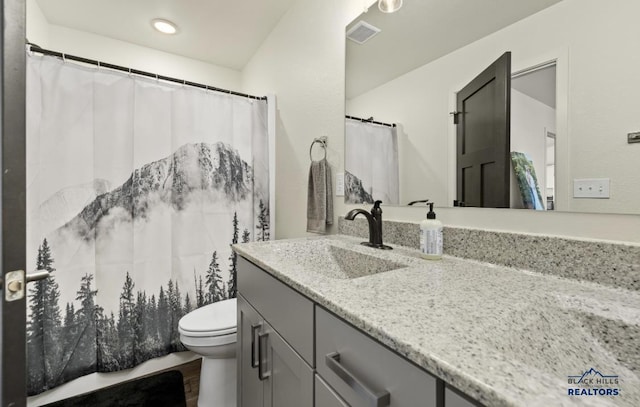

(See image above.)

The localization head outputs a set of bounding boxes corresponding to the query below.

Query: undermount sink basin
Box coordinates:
[268,241,408,279]
[321,245,408,279]
[244,237,415,280]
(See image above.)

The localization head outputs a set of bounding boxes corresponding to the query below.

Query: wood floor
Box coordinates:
[180,359,203,407]
[156,358,202,407]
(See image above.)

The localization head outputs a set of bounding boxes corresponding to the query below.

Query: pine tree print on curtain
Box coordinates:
[27,239,62,394]
[25,53,270,394]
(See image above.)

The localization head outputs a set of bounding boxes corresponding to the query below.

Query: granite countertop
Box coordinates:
[233,235,640,407]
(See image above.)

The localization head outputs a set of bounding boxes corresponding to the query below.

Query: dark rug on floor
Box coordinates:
[44,370,187,407]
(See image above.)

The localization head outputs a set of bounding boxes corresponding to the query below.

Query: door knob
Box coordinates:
[3,269,50,302]
[25,269,50,283]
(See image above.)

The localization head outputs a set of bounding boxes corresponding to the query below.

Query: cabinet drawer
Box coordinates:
[316,306,438,407]
[316,374,349,407]
[445,386,482,407]
[237,256,314,365]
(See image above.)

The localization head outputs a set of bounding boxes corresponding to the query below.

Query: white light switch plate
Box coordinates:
[573,178,610,198]
[336,172,345,196]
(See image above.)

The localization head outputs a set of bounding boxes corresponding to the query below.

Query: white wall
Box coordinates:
[243,0,640,243]
[510,89,556,208]
[546,141,555,192]
[347,0,640,216]
[27,0,241,91]
[241,0,371,238]
[26,0,49,44]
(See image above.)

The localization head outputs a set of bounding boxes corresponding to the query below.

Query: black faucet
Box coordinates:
[345,200,392,250]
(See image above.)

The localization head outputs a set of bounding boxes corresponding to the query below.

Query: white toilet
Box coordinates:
[179,297,237,407]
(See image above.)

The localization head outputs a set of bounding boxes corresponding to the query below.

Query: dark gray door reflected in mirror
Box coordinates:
[456,52,511,208]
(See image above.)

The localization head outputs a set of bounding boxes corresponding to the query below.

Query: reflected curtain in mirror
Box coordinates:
[345,119,399,205]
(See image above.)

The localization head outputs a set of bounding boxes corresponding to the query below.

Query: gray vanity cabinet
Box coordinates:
[237,257,314,407]
[237,255,483,407]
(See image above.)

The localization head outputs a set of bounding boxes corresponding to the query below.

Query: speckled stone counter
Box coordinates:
[338,217,640,291]
[233,235,640,407]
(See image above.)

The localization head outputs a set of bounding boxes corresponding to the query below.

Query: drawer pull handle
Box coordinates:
[251,323,262,368]
[325,352,390,407]
[258,332,271,381]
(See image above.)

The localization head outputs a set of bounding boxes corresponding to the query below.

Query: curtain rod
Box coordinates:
[345,115,396,128]
[27,43,267,101]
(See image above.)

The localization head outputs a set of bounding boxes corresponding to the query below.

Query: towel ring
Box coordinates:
[309,137,327,161]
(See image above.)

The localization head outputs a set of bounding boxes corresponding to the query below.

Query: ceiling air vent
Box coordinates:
[346,21,381,44]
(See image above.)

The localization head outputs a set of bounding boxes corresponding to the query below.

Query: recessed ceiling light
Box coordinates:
[378,0,403,13]
[151,19,178,35]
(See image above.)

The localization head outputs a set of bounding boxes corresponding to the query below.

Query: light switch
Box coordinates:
[336,172,345,196]
[573,178,610,199]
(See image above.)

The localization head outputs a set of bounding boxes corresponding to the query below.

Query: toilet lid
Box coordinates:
[179,297,237,336]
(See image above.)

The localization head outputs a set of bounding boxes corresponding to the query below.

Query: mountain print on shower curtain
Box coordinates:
[64,142,253,240]
[26,142,270,395]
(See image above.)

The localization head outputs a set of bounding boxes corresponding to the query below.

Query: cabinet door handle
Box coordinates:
[258,332,271,381]
[325,352,390,407]
[250,323,262,368]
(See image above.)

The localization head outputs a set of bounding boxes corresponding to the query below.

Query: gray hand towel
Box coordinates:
[307,158,333,234]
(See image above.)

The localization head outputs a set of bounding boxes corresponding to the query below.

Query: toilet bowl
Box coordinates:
[179,297,237,407]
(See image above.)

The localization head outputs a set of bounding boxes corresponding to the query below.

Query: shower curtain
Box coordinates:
[25,53,270,395]
[345,119,399,205]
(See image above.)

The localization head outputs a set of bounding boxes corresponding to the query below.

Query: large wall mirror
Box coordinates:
[345,0,640,215]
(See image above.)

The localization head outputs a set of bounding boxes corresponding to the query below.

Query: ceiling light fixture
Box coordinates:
[378,0,403,13]
[151,19,178,35]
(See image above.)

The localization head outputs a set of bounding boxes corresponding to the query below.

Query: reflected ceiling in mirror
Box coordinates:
[346,0,562,99]
[345,0,640,215]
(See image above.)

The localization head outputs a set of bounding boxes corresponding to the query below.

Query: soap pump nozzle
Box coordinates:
[427,202,436,219]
